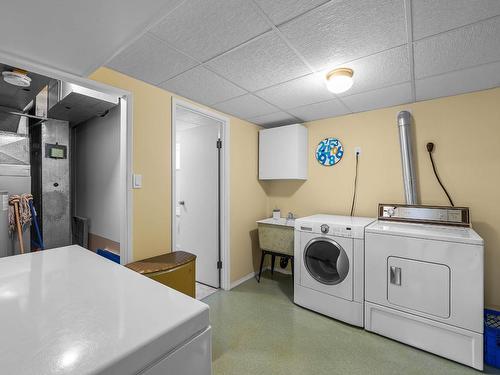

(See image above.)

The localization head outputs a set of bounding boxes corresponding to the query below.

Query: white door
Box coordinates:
[176,117,220,288]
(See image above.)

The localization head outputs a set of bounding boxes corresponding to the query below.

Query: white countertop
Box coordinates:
[257,217,295,228]
[0,245,209,375]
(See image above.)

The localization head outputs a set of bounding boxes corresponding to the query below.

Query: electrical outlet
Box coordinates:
[355,147,362,155]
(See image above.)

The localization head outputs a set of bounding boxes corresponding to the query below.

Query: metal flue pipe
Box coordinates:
[397,111,418,205]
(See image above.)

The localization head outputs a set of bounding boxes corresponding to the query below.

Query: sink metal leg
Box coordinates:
[258,251,266,283]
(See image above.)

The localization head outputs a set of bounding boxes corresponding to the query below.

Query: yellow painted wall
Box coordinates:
[89,67,499,302]
[89,67,267,283]
[229,119,268,282]
[90,67,172,260]
[263,87,500,308]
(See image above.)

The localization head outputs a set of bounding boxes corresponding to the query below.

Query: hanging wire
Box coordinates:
[426,143,454,206]
[350,152,360,216]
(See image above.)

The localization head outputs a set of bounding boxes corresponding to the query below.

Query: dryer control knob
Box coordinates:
[320,224,329,234]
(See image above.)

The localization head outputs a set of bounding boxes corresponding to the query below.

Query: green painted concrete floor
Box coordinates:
[204,271,500,375]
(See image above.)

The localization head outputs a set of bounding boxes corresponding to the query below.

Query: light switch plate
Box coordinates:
[132,174,142,189]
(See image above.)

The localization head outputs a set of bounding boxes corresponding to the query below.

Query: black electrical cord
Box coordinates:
[350,152,359,216]
[426,142,454,206]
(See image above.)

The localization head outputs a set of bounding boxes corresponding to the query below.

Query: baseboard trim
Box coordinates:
[230,271,257,289]
[229,267,292,290]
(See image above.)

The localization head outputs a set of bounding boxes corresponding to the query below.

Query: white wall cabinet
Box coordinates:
[259,124,308,180]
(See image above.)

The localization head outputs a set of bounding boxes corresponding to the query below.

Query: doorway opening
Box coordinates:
[172,98,230,291]
[0,56,132,265]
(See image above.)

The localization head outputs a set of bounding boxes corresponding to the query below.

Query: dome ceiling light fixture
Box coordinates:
[325,68,354,94]
[2,69,32,87]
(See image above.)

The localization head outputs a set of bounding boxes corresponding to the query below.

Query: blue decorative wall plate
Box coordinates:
[316,138,344,166]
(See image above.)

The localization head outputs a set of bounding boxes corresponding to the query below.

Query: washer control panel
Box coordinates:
[318,224,354,237]
[329,226,353,237]
[296,220,363,238]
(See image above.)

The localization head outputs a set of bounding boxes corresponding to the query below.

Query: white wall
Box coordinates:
[73,105,120,243]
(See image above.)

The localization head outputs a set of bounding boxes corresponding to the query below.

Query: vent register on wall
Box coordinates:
[0,65,119,256]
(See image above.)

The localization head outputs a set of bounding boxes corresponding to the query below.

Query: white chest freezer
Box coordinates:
[0,245,212,375]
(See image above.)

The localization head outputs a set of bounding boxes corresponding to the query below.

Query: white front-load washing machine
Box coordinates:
[294,214,375,327]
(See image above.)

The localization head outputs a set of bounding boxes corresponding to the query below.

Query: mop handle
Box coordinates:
[9,196,24,254]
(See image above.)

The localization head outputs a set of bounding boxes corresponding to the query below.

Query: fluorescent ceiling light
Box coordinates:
[325,68,354,94]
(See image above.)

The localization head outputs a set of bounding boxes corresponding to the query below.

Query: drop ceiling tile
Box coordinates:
[207,31,311,92]
[414,17,500,79]
[416,61,500,101]
[107,33,198,85]
[412,0,500,40]
[287,99,350,122]
[253,0,330,25]
[255,73,334,109]
[248,111,300,128]
[149,0,270,62]
[279,0,407,71]
[160,66,246,106]
[0,0,184,76]
[212,94,279,119]
[342,82,412,113]
[335,45,410,97]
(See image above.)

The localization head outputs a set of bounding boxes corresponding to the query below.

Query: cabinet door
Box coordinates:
[387,257,450,318]
[258,124,307,180]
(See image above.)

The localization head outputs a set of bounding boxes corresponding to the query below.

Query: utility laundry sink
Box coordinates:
[257,218,295,256]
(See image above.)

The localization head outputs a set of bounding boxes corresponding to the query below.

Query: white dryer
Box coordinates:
[294,215,375,327]
[364,204,484,370]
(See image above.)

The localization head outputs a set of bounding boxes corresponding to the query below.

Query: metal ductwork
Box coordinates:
[47,81,119,126]
[397,111,418,205]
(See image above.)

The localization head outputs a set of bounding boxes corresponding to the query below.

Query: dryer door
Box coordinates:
[300,234,353,301]
[387,257,450,318]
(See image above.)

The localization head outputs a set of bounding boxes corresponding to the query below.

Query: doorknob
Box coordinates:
[178,201,185,205]
[390,266,401,286]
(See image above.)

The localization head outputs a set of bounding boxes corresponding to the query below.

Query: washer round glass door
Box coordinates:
[304,238,349,285]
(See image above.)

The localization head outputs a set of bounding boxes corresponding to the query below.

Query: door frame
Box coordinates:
[0,51,134,265]
[171,98,230,290]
